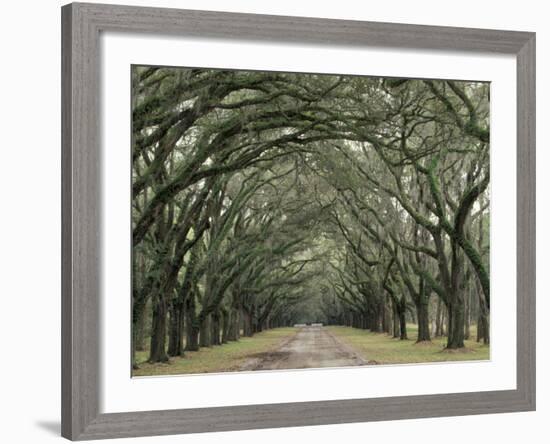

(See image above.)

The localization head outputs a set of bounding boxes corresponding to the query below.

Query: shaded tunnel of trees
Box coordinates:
[132,66,490,367]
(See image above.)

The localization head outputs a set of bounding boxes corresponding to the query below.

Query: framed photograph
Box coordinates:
[61,2,535,440]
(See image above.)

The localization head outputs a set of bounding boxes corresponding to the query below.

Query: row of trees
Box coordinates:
[315,79,490,348]
[132,66,490,367]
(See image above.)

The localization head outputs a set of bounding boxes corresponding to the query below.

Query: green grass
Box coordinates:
[328,325,490,365]
[133,327,298,377]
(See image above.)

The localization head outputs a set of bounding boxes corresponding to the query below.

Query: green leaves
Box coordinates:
[132,66,490,338]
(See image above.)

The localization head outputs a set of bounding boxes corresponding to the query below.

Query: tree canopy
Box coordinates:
[131,66,490,366]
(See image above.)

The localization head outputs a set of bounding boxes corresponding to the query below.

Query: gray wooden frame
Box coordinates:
[61,2,536,440]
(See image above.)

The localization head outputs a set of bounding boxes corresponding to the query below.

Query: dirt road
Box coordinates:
[240,326,366,371]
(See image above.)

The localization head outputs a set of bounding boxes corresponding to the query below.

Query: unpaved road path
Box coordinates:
[241,326,366,371]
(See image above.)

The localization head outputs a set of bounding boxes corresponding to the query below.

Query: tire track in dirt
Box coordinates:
[240,326,367,371]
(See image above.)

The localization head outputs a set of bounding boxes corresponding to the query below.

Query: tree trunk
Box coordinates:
[167,302,184,356]
[475,271,490,345]
[435,298,443,336]
[227,308,240,341]
[134,301,147,352]
[477,312,490,344]
[399,309,408,340]
[416,302,431,342]
[381,300,391,334]
[392,305,400,338]
[242,309,253,337]
[211,311,221,345]
[221,309,230,344]
[132,296,147,368]
[446,299,465,349]
[446,235,466,349]
[199,314,212,347]
[185,290,199,351]
[186,321,199,351]
[464,286,471,340]
[386,311,393,335]
[132,243,150,367]
[167,303,178,356]
[149,296,168,362]
[370,303,383,332]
